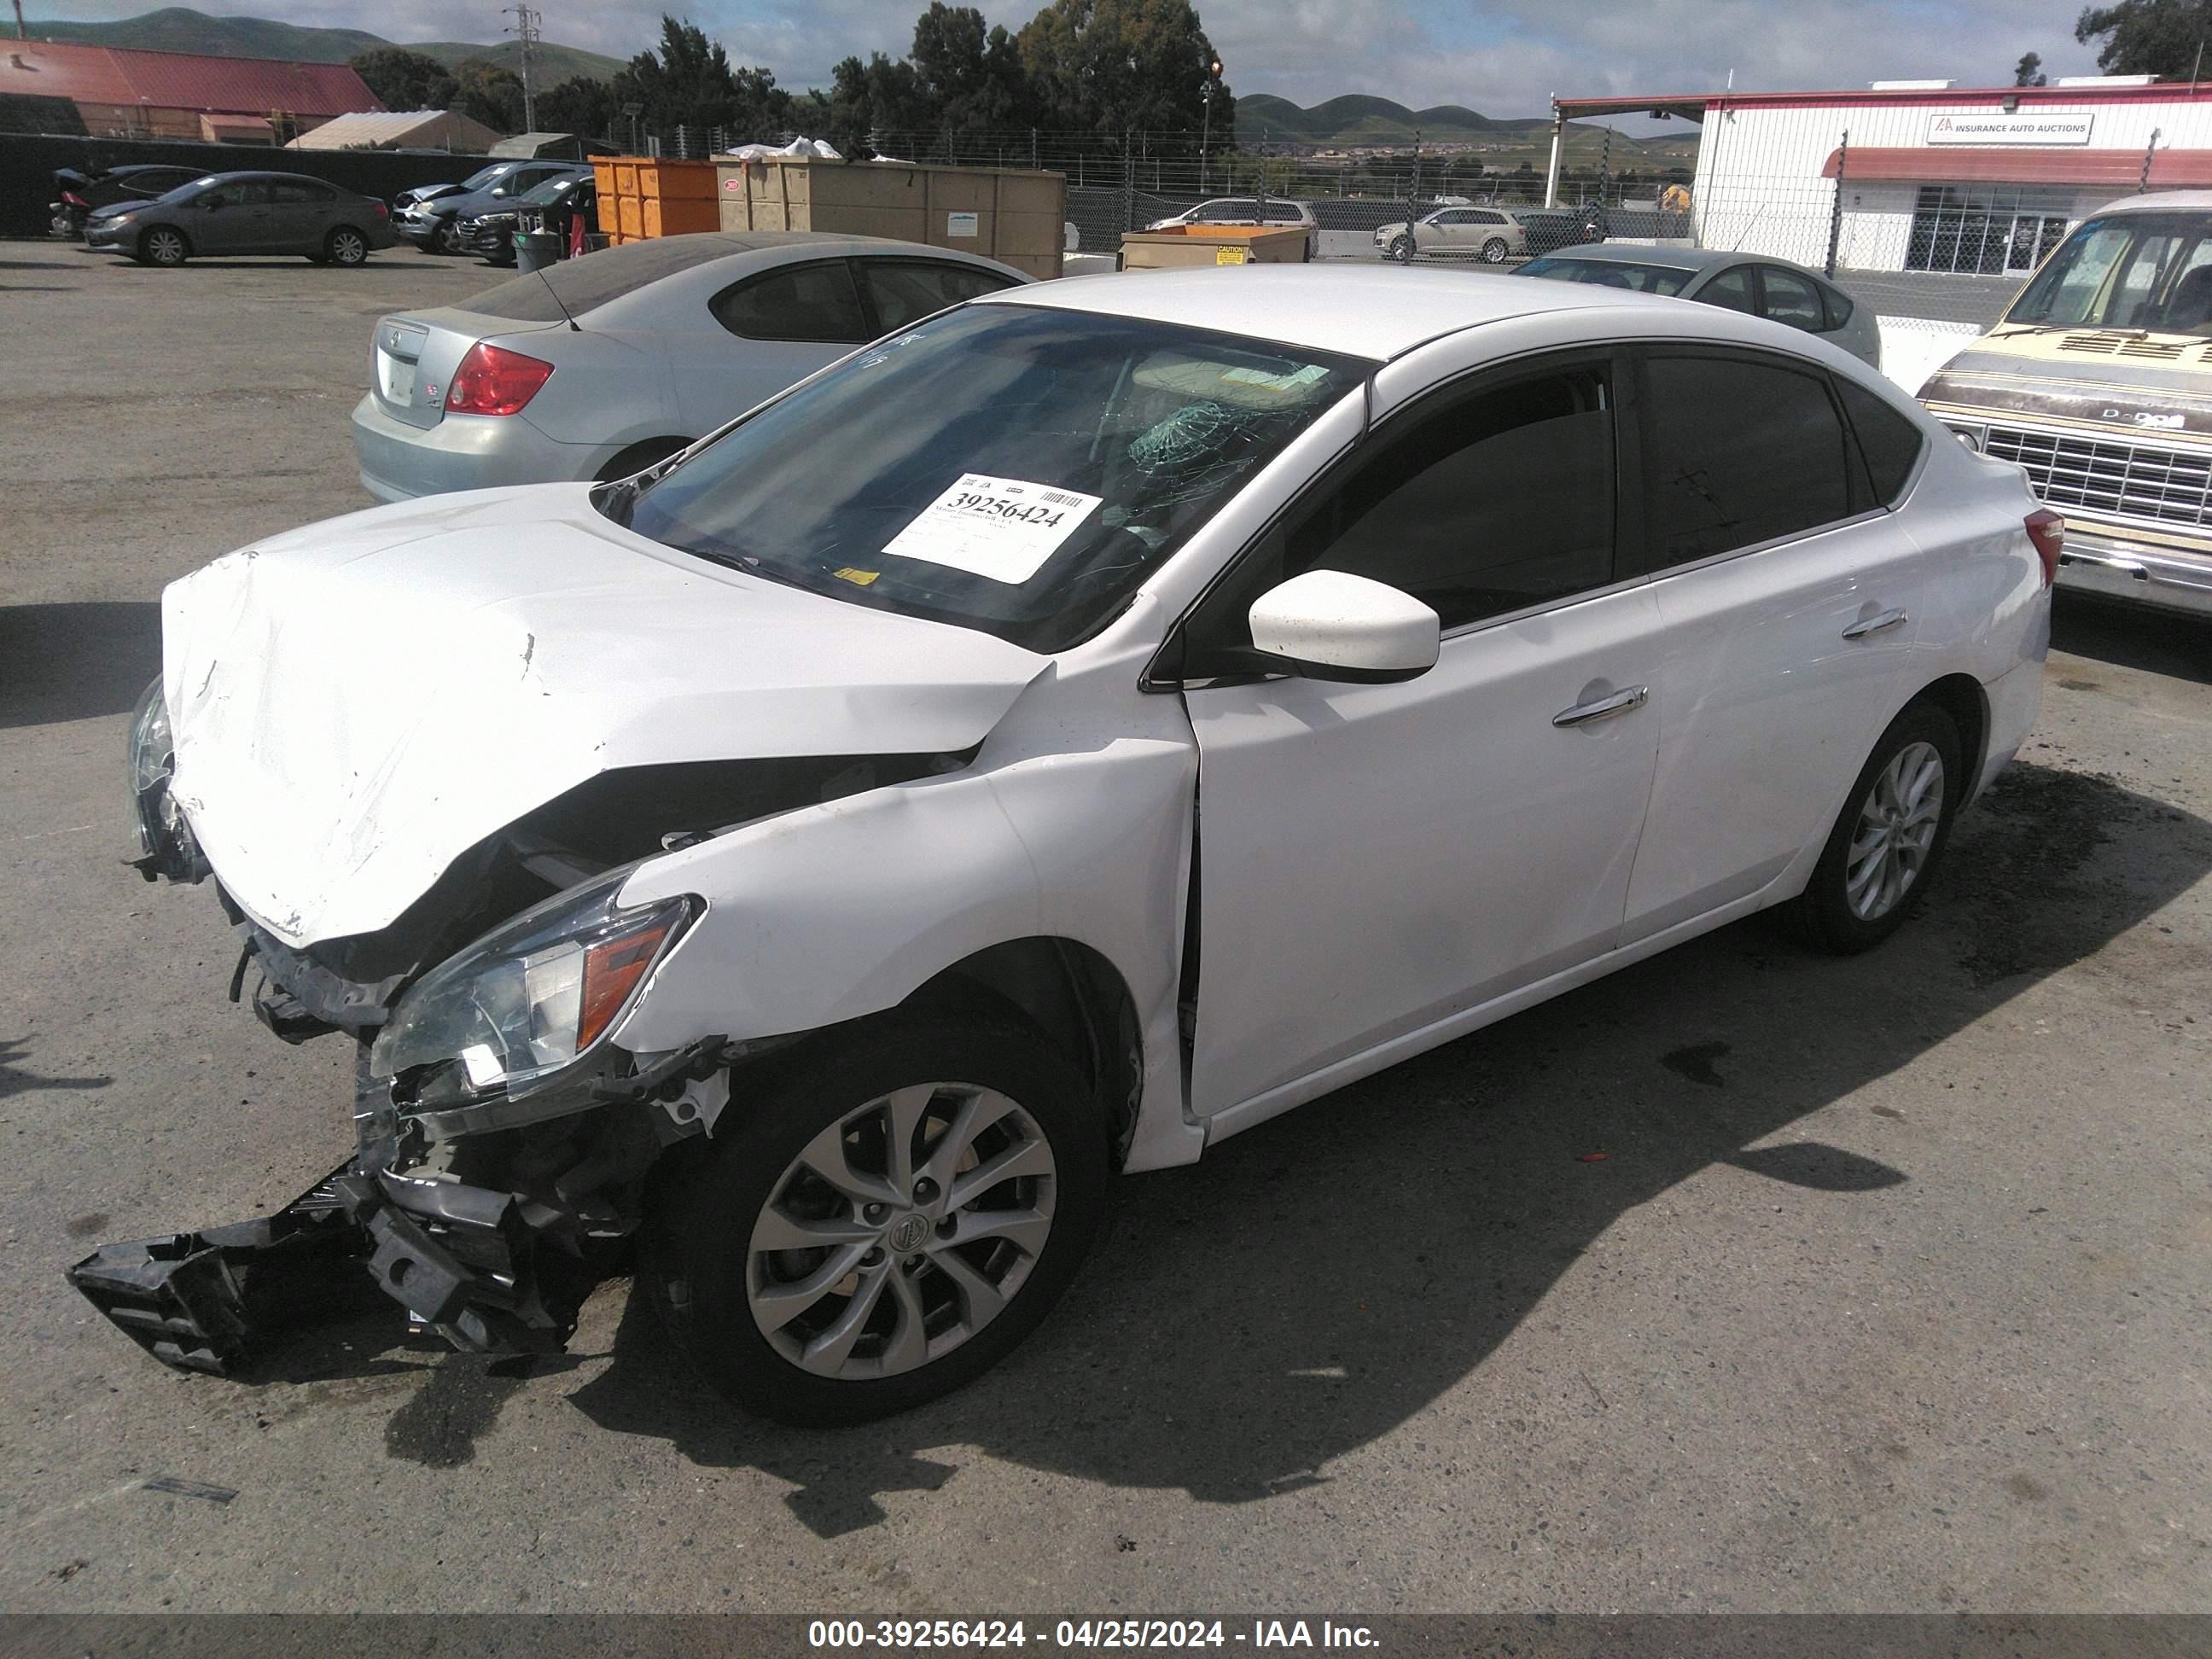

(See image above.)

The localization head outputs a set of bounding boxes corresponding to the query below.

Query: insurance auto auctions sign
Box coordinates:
[1927,112,2094,145]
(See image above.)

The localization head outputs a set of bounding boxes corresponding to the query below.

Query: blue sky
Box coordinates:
[49,1,2113,118]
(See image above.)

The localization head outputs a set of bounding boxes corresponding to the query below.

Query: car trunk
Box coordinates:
[370,313,553,433]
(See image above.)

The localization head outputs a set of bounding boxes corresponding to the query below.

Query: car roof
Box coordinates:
[982,265,1682,360]
[2088,190,2212,215]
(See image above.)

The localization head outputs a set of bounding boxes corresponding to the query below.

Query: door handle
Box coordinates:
[1551,685,1648,727]
[1842,607,1908,639]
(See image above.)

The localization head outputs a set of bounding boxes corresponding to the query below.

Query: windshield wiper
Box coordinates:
[593,476,642,527]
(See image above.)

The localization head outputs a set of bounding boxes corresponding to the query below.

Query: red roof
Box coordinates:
[1821,146,2212,189]
[1557,84,2212,119]
[0,38,381,117]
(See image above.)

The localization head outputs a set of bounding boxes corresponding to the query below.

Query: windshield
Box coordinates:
[519,175,577,206]
[159,175,222,203]
[460,165,510,191]
[1518,255,1694,296]
[2005,212,2212,333]
[618,304,1371,652]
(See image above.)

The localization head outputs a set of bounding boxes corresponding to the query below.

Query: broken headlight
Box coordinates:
[125,673,203,881]
[370,866,698,1100]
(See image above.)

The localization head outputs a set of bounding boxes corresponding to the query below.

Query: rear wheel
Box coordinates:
[644,1011,1109,1426]
[324,226,370,267]
[1790,701,1964,953]
[1481,236,1510,264]
[138,226,187,268]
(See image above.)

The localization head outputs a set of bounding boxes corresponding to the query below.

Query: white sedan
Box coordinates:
[90,267,2053,1427]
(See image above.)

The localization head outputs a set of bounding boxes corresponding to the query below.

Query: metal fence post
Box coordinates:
[1825,130,1847,277]
[1121,137,1135,236]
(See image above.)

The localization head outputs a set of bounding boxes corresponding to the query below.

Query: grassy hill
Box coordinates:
[1240,91,1691,156]
[22,6,625,82]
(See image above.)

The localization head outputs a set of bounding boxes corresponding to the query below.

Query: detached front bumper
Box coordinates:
[67,1155,591,1375]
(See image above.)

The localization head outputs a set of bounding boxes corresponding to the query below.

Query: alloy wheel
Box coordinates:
[746,1081,1057,1380]
[1482,237,1509,264]
[1389,235,1414,265]
[329,229,367,266]
[1844,740,1944,921]
[146,229,185,267]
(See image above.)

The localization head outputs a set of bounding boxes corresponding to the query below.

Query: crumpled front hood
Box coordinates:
[165,484,1048,948]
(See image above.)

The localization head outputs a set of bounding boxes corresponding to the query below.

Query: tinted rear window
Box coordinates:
[453,236,762,321]
[1835,376,1927,505]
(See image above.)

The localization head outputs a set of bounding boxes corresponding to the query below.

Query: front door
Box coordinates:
[1620,348,1929,940]
[192,180,271,253]
[1174,353,1665,1116]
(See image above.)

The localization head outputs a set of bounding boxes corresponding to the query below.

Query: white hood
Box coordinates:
[165,485,1048,947]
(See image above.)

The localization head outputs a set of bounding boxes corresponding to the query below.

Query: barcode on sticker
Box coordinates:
[1039,489,1086,508]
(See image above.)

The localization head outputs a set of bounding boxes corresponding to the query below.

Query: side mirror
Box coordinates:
[1247,570,1440,684]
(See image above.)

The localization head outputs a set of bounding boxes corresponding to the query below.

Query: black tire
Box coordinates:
[1481,236,1510,264]
[1388,234,1415,265]
[138,226,188,268]
[643,1010,1109,1427]
[1790,701,1965,954]
[325,225,370,267]
[432,218,466,255]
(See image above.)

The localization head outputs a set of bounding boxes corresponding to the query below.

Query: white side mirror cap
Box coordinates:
[1247,569,1441,684]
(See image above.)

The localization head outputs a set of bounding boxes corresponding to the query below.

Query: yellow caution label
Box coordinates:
[1215,246,1249,265]
[832,567,881,586]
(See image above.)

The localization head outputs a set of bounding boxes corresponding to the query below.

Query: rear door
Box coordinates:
[268,178,335,252]
[1620,346,1929,940]
[669,258,875,432]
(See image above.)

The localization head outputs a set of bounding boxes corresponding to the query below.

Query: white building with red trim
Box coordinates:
[1551,79,2212,278]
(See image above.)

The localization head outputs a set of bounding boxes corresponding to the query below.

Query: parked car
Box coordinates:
[393,179,470,214]
[82,172,397,268]
[1920,190,2212,617]
[1516,207,1610,254]
[49,164,204,237]
[352,232,1029,501]
[399,162,591,254]
[83,266,2052,1429]
[1146,197,1318,259]
[457,172,597,265]
[1516,245,1881,369]
[1374,205,1532,265]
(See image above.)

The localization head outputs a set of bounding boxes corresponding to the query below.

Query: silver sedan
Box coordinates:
[1514,243,1883,370]
[352,233,1031,501]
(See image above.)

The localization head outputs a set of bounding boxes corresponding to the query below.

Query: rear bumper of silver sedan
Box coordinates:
[351,393,613,502]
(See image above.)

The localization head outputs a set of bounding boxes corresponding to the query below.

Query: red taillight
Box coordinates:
[445,341,553,416]
[61,190,87,207]
[374,200,389,218]
[2025,508,2064,588]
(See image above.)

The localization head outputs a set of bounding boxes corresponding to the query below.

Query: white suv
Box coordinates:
[1147,196,1318,259]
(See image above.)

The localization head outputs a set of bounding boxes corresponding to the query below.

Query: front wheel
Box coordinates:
[1481,236,1510,264]
[1790,701,1963,953]
[138,226,187,268]
[1388,234,1414,265]
[645,1011,1109,1426]
[432,218,466,255]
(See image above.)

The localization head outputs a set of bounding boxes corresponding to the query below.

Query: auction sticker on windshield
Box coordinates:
[883,473,1103,585]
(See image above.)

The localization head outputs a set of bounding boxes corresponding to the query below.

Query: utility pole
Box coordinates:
[13,0,28,42]
[504,4,541,133]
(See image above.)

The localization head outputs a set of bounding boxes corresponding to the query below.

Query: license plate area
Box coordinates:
[376,324,427,407]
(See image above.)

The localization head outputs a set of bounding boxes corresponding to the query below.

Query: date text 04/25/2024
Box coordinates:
[806,1620,1381,1650]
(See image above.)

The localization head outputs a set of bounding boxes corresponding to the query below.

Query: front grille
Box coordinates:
[1983,424,2212,530]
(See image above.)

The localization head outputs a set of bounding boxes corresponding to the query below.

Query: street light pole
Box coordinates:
[1201,55,1221,196]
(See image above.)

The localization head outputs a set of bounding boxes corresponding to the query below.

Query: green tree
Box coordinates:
[2075,0,2212,75]
[824,51,934,154]
[349,46,457,112]
[911,3,1038,131]
[2015,50,2049,84]
[536,74,620,140]
[1017,0,1231,151]
[452,58,527,133]
[613,15,793,142]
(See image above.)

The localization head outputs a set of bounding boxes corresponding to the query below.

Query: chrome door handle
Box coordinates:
[1842,608,1908,639]
[1551,685,1648,727]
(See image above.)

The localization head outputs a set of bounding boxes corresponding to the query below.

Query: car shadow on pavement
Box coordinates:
[542,760,2212,1536]
[0,602,159,730]
[2052,593,2212,686]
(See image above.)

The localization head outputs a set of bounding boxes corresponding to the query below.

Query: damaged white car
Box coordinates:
[78,267,2053,1427]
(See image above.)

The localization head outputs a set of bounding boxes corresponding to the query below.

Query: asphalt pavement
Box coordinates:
[0,241,2207,1617]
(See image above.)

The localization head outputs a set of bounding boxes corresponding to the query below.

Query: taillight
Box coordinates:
[374,200,389,218]
[61,190,87,207]
[445,342,553,416]
[2025,508,2064,587]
